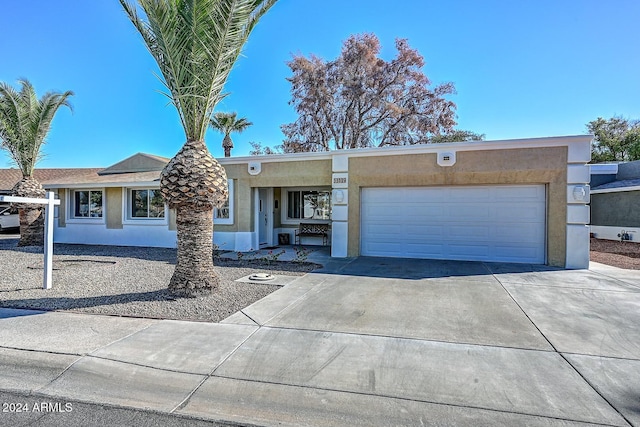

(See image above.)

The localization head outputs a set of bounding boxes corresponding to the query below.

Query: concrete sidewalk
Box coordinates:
[0,258,639,426]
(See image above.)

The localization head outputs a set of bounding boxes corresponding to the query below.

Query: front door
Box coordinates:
[258,188,272,247]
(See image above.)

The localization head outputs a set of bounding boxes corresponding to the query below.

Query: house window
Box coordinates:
[214,179,234,225]
[286,190,331,220]
[73,190,103,218]
[129,189,165,219]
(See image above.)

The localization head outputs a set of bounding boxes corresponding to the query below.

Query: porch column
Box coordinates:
[331,155,349,257]
[565,141,591,269]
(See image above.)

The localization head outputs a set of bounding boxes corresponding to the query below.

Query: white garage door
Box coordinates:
[360,185,546,263]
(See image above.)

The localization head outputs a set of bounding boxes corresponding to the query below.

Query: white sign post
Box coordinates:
[0,192,60,289]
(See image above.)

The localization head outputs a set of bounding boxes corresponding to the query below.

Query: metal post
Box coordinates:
[43,192,55,289]
[0,193,59,289]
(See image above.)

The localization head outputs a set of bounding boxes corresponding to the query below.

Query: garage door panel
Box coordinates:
[408,205,446,216]
[449,187,491,201]
[448,244,490,258]
[405,225,444,238]
[362,242,405,256]
[361,185,546,264]
[493,185,544,201]
[449,225,490,239]
[449,205,491,219]
[494,245,543,261]
[493,205,545,222]
[405,244,446,257]
[494,225,544,242]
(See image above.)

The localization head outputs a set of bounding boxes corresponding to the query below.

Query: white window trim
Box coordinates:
[66,188,106,224]
[214,179,234,225]
[122,187,169,226]
[281,186,332,225]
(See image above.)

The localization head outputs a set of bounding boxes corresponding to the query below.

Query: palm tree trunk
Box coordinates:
[17,207,44,247]
[169,205,218,297]
[12,176,46,247]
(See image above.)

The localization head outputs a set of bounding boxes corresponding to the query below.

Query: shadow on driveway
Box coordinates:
[330,256,563,280]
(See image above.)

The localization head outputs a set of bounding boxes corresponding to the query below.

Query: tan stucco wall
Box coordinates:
[347,147,568,266]
[220,160,332,232]
[57,189,66,227]
[106,187,123,229]
[273,187,282,228]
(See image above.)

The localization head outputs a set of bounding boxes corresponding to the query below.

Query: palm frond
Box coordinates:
[120,0,276,142]
[209,111,252,136]
[0,79,73,176]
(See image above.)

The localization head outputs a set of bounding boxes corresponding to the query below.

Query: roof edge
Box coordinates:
[219,135,593,164]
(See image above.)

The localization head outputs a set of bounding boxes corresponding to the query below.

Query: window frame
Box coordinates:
[122,187,168,226]
[67,188,105,223]
[213,179,234,225]
[281,187,332,225]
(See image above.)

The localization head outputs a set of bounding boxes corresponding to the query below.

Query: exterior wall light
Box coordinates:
[572,185,588,202]
[248,162,261,175]
[437,151,456,167]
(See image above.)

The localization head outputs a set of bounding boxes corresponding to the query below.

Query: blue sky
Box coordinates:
[1,0,639,168]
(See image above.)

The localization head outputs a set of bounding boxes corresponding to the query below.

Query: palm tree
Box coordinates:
[0,79,73,246]
[209,112,252,157]
[120,0,276,297]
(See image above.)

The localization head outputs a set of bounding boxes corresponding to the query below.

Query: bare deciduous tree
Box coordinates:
[281,33,459,152]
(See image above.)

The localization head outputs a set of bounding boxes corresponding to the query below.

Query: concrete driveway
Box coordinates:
[1,257,639,426]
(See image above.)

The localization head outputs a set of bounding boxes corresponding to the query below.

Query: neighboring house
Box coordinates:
[0,135,593,268]
[590,160,640,242]
[0,168,103,196]
[0,167,103,232]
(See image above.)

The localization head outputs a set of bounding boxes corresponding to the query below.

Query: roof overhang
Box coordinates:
[218,135,593,165]
[591,186,640,194]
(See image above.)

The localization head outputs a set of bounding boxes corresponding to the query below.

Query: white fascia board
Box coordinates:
[591,186,640,194]
[590,163,619,175]
[44,181,160,189]
[218,135,593,165]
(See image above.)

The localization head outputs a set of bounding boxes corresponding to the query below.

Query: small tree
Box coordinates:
[281,33,459,152]
[0,79,73,246]
[587,116,640,163]
[209,112,252,157]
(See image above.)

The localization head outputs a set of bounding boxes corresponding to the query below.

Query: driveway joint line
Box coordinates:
[209,373,621,427]
[170,319,262,413]
[492,273,633,427]
[0,344,81,357]
[559,351,640,362]
[257,324,557,354]
[87,321,157,357]
[589,269,640,290]
[36,354,86,395]
[497,282,640,293]
[238,310,260,326]
[74,354,208,377]
[258,275,333,326]
[559,355,635,427]
[170,323,267,413]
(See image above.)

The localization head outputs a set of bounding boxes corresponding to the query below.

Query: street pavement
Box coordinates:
[0,255,639,426]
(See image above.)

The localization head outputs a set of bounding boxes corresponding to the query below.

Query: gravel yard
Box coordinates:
[2,234,637,323]
[590,237,640,270]
[0,236,319,322]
